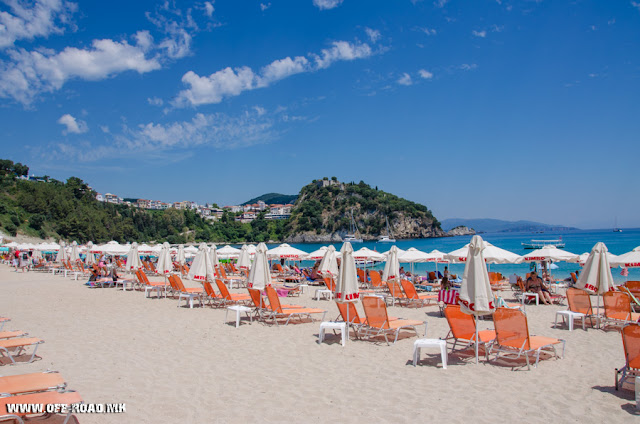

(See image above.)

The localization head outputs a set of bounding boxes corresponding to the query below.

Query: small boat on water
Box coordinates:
[521,238,565,249]
[343,209,363,243]
[613,217,622,232]
[377,216,396,243]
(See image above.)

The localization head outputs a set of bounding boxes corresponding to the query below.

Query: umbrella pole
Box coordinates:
[475,313,479,364]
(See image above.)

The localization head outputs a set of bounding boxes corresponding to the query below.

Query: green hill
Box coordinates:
[284,179,443,242]
[242,193,297,205]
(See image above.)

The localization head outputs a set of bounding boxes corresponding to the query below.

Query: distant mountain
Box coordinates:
[242,193,298,205]
[441,218,579,233]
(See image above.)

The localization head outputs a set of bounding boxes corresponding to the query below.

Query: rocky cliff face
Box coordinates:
[446,226,476,236]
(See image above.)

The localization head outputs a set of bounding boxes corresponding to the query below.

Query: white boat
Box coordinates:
[343,209,363,243]
[521,238,565,249]
[613,217,622,232]
[377,216,396,243]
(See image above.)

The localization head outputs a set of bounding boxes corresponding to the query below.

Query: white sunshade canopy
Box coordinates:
[426,249,450,263]
[579,251,618,266]
[575,242,614,294]
[246,244,257,256]
[209,244,220,268]
[137,244,154,254]
[156,242,173,275]
[2,241,18,248]
[125,242,142,270]
[217,245,241,259]
[94,241,130,255]
[382,247,405,258]
[69,241,80,262]
[446,242,521,264]
[237,245,251,270]
[352,247,385,261]
[398,247,430,263]
[307,246,328,261]
[55,241,67,262]
[177,244,186,265]
[610,246,640,268]
[266,243,308,260]
[188,243,215,282]
[382,245,401,282]
[520,245,580,263]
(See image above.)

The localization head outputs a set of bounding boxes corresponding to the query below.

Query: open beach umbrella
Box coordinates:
[579,251,618,267]
[382,245,401,283]
[307,246,329,261]
[610,246,640,268]
[446,242,521,264]
[318,245,339,277]
[177,245,186,265]
[55,241,67,262]
[382,247,406,258]
[217,245,241,259]
[248,242,271,290]
[399,248,430,263]
[458,235,496,364]
[521,245,580,263]
[156,242,173,275]
[237,245,251,270]
[125,242,142,271]
[187,243,215,282]
[184,245,198,255]
[266,243,308,260]
[69,241,80,262]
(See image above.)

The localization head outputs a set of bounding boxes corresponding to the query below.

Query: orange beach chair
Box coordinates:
[602,291,640,329]
[169,275,204,309]
[566,287,598,327]
[0,371,66,395]
[0,390,82,423]
[400,280,437,307]
[492,307,565,370]
[360,296,425,345]
[443,305,496,360]
[0,337,44,365]
[615,323,640,390]
[264,286,326,326]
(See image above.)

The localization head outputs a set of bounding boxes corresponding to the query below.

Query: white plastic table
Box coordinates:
[555,310,586,331]
[413,338,448,369]
[318,321,347,346]
[225,305,253,328]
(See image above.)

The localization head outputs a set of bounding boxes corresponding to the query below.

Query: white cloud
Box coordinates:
[0,0,78,49]
[148,97,164,106]
[313,0,343,10]
[175,40,373,107]
[397,73,412,86]
[203,1,215,17]
[418,69,433,79]
[57,113,87,134]
[260,2,271,11]
[460,63,478,71]
[472,30,487,38]
[146,3,198,59]
[419,27,437,35]
[0,33,161,104]
[633,2,640,11]
[434,0,449,7]
[365,27,380,43]
[99,125,110,133]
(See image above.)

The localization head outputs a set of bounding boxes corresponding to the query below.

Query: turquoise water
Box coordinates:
[254,228,640,283]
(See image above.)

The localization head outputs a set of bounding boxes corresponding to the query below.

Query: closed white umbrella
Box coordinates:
[382,245,401,283]
[458,235,496,364]
[156,242,173,275]
[318,245,339,277]
[246,244,257,256]
[237,245,251,270]
[210,244,220,270]
[576,242,614,294]
[69,241,80,262]
[85,242,96,265]
[610,246,640,268]
[188,243,215,282]
[125,242,142,271]
[177,244,186,265]
[336,242,360,302]
[56,241,67,262]
[248,242,271,290]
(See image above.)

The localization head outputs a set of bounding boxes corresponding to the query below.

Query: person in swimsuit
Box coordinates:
[526,271,552,305]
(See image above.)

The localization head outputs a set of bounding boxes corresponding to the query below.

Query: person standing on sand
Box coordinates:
[18,250,29,272]
[13,249,19,271]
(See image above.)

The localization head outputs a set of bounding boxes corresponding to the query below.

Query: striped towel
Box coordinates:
[438,289,460,304]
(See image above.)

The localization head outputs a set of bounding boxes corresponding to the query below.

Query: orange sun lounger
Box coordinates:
[264,287,326,326]
[616,323,640,390]
[492,307,565,370]
[602,291,640,329]
[0,338,44,365]
[400,280,437,307]
[169,275,204,309]
[0,371,66,396]
[215,279,251,306]
[360,296,425,345]
[566,287,598,327]
[443,305,496,360]
[0,331,27,340]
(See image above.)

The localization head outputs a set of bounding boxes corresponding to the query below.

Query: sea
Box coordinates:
[255,228,640,283]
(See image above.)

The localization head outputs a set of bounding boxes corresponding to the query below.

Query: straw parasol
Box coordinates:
[382,245,401,283]
[458,235,496,364]
[188,243,215,281]
[248,242,271,290]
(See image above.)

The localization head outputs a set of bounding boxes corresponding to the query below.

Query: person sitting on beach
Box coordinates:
[441,276,451,290]
[88,268,100,282]
[542,271,556,285]
[526,271,552,305]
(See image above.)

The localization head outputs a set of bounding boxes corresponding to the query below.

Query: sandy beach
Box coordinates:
[0,266,637,423]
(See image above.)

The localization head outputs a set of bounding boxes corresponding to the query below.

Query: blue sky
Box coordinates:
[1,0,639,229]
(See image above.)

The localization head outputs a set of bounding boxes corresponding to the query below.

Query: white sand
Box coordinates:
[0,266,637,423]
